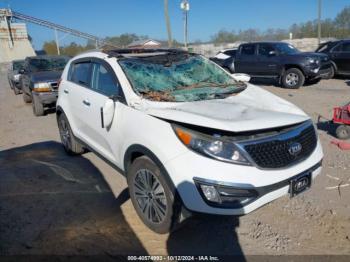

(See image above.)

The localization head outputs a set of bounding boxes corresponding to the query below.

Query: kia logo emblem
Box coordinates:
[294,177,309,192]
[288,142,302,156]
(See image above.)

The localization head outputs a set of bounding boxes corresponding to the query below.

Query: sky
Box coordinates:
[0,0,349,50]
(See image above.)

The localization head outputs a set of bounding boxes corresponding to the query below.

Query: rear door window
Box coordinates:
[241,44,256,55]
[70,62,91,87]
[258,44,275,56]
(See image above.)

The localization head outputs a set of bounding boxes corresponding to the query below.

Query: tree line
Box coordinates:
[211,6,350,43]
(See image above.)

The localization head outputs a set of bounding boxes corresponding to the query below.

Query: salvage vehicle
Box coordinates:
[7,59,25,95]
[316,39,350,78]
[20,55,70,116]
[56,49,323,233]
[227,42,332,89]
[209,48,237,72]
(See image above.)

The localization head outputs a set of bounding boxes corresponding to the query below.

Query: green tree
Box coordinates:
[43,41,58,55]
[334,6,350,37]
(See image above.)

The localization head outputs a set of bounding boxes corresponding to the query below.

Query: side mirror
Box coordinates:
[100,98,115,128]
[231,73,251,83]
[268,50,276,56]
[19,69,25,74]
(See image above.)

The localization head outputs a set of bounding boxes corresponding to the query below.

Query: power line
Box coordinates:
[2,9,118,48]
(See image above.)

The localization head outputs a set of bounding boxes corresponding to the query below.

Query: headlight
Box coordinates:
[33,82,51,92]
[173,125,251,165]
[13,74,20,81]
[307,57,320,65]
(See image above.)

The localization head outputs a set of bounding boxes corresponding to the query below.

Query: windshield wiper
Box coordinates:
[139,90,176,102]
[210,86,247,99]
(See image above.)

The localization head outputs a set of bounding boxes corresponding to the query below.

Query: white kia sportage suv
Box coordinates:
[56,49,323,233]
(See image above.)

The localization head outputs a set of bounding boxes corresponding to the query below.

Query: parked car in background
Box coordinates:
[209,48,237,72]
[7,59,25,95]
[316,39,350,78]
[56,48,323,233]
[20,55,70,116]
[225,42,332,89]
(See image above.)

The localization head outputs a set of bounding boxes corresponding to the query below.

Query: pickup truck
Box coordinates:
[20,55,70,116]
[222,42,332,89]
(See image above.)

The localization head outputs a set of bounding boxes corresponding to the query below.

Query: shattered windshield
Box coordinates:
[118,54,246,102]
[29,57,69,72]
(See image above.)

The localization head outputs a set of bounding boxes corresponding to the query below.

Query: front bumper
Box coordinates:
[32,91,58,105]
[304,62,332,79]
[193,161,321,209]
[165,140,323,215]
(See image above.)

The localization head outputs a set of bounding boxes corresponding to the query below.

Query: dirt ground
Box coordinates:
[0,68,350,258]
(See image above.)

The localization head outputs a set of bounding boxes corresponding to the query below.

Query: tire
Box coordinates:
[325,65,335,80]
[8,80,14,89]
[335,125,350,140]
[23,92,32,103]
[32,95,45,116]
[57,113,84,155]
[127,156,181,234]
[282,68,305,89]
[13,86,20,95]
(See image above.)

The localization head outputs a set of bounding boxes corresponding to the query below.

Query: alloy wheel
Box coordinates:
[59,118,71,150]
[133,169,167,224]
[286,72,299,86]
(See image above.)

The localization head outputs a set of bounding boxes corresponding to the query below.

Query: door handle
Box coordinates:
[63,89,69,94]
[83,99,90,106]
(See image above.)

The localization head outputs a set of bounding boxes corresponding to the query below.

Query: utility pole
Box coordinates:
[54,28,60,55]
[164,0,173,48]
[318,0,322,45]
[181,0,190,49]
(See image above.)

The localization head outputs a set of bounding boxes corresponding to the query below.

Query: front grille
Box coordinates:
[243,123,317,169]
[50,82,58,90]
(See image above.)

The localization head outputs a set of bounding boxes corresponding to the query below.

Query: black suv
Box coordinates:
[316,39,350,78]
[225,42,332,89]
[20,55,69,116]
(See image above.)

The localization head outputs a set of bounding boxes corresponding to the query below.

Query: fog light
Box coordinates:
[200,184,220,203]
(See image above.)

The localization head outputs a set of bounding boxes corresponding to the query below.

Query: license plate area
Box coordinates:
[290,172,312,197]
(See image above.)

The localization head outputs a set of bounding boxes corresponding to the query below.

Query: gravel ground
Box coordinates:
[0,68,349,257]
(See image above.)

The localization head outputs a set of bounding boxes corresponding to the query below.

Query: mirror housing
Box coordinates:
[19,69,25,74]
[231,73,251,83]
[100,98,115,128]
[268,50,277,56]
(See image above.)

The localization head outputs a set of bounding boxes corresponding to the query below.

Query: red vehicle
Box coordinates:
[333,103,350,139]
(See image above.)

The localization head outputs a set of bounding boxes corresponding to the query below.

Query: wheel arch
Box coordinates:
[124,144,177,194]
[330,61,338,72]
[283,64,305,75]
[56,105,64,119]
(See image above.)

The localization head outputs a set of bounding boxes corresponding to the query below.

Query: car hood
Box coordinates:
[140,84,309,132]
[30,70,62,83]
